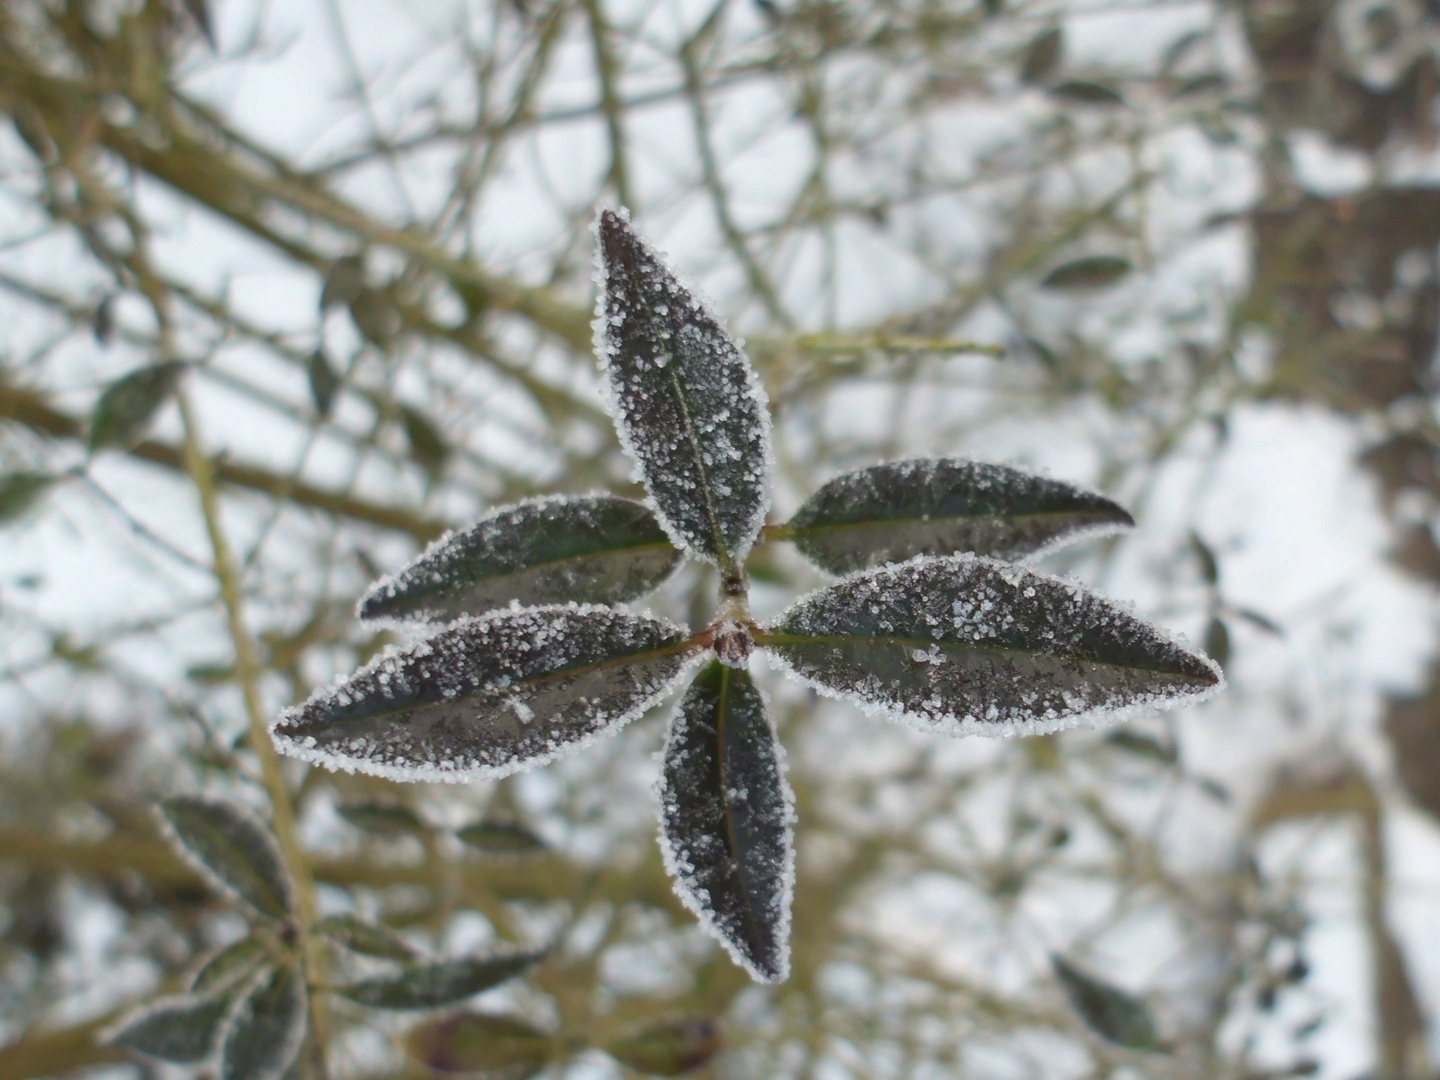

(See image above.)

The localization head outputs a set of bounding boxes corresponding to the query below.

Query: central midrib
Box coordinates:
[664,358,734,571]
[714,666,765,955]
[753,630,1206,681]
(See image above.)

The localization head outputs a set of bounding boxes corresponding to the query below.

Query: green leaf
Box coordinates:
[1020,26,1063,84]
[1051,955,1158,1049]
[89,361,186,451]
[758,555,1222,737]
[156,796,295,921]
[92,295,115,345]
[349,287,400,347]
[220,963,308,1080]
[455,819,547,855]
[314,914,421,962]
[402,1013,555,1077]
[1233,606,1283,637]
[401,405,449,476]
[336,802,428,836]
[307,348,340,416]
[1048,80,1126,105]
[319,255,366,311]
[1204,616,1231,668]
[594,208,772,572]
[357,495,682,624]
[273,605,701,783]
[1190,531,1219,585]
[784,459,1133,575]
[0,472,55,525]
[191,935,271,995]
[105,992,235,1063]
[603,1016,723,1076]
[337,949,544,1010]
[1103,729,1178,765]
[1040,255,1132,290]
[1173,73,1226,98]
[182,0,215,47]
[659,662,793,984]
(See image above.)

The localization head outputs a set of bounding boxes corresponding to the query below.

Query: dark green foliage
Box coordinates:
[760,555,1220,735]
[190,935,271,994]
[337,802,427,836]
[455,819,547,854]
[1020,26,1063,84]
[0,472,55,524]
[1205,616,1231,668]
[402,1013,554,1077]
[220,963,308,1080]
[603,1016,723,1075]
[357,495,682,624]
[1040,255,1132,289]
[1103,729,1178,764]
[1052,955,1158,1049]
[784,458,1133,574]
[337,950,545,1010]
[315,914,421,961]
[157,797,294,921]
[307,348,340,416]
[106,992,235,1063]
[1049,81,1126,105]
[659,662,792,983]
[89,361,186,451]
[400,405,449,476]
[594,209,772,569]
[272,606,700,782]
[319,255,366,311]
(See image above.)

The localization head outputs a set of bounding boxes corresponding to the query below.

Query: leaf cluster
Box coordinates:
[273,210,1222,984]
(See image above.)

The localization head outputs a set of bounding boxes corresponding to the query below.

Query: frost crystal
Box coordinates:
[357,494,682,624]
[592,208,773,568]
[786,458,1134,575]
[760,554,1223,737]
[657,661,794,983]
[272,604,702,782]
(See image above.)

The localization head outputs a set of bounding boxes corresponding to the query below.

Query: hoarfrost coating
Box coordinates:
[657,662,795,983]
[272,604,704,782]
[592,208,774,569]
[758,554,1223,737]
[356,493,683,624]
[786,458,1135,575]
[154,796,296,922]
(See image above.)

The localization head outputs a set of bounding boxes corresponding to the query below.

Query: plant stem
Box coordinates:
[175,384,332,1073]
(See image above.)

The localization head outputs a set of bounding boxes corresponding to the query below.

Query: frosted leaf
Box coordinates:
[785,458,1134,575]
[593,208,773,570]
[1052,955,1158,1048]
[219,963,307,1080]
[272,605,701,783]
[156,797,295,922]
[190,935,270,995]
[336,948,544,1010]
[314,914,421,962]
[358,495,682,624]
[758,554,1222,737]
[89,361,186,451]
[104,991,236,1063]
[658,661,793,983]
